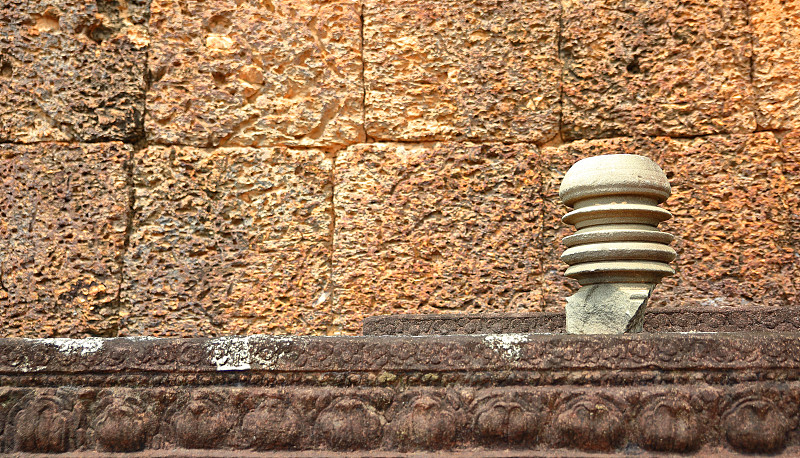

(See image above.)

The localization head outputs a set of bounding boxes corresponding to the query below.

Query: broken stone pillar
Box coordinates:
[559,154,676,334]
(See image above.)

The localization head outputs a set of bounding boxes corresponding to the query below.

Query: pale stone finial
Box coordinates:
[559,154,675,334]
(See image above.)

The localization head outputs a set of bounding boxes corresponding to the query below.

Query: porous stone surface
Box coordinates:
[363,0,560,143]
[334,142,543,332]
[561,0,755,140]
[661,133,797,308]
[781,131,800,302]
[543,133,798,309]
[752,0,800,130]
[0,142,131,337]
[121,145,332,337]
[146,0,364,149]
[0,0,148,143]
[565,284,653,334]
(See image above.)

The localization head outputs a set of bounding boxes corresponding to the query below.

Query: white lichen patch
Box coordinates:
[205,335,303,371]
[207,336,254,371]
[484,334,530,362]
[34,337,105,356]
[121,336,161,341]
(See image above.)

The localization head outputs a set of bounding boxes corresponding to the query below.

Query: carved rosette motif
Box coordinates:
[8,393,76,453]
[315,397,384,450]
[472,392,543,445]
[387,391,464,451]
[92,391,150,452]
[554,394,624,452]
[636,395,703,452]
[170,391,236,449]
[723,398,790,453]
[242,396,305,450]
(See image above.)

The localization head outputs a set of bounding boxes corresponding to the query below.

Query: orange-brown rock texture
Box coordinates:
[0,142,130,337]
[542,133,799,309]
[363,0,561,143]
[561,0,755,140]
[0,0,147,143]
[121,146,332,336]
[146,0,364,149]
[752,0,800,130]
[334,143,542,332]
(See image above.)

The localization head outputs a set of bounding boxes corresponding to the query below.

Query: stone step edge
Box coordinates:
[362,305,800,335]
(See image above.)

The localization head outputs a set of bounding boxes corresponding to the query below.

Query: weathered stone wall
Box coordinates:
[1,0,798,337]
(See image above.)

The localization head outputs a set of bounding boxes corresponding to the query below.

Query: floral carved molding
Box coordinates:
[3,309,800,454]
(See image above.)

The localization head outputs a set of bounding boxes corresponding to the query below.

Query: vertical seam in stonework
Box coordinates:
[539,150,547,312]
[115,142,137,337]
[556,0,565,146]
[745,0,758,129]
[541,146,552,312]
[360,0,367,140]
[542,0,566,311]
[113,7,151,337]
[328,150,336,333]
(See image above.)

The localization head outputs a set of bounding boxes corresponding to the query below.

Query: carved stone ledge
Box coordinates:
[363,306,800,335]
[2,322,800,454]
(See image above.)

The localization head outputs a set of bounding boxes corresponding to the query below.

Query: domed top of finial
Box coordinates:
[559,154,671,207]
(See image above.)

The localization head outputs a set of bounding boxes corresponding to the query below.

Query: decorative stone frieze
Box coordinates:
[2,322,800,454]
[362,306,800,336]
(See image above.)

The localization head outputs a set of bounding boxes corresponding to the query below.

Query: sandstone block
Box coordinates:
[364,0,560,143]
[558,154,675,334]
[146,0,364,149]
[0,0,147,142]
[543,134,798,309]
[660,133,797,308]
[0,142,131,337]
[752,0,800,129]
[334,143,543,332]
[561,0,755,140]
[121,146,332,337]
